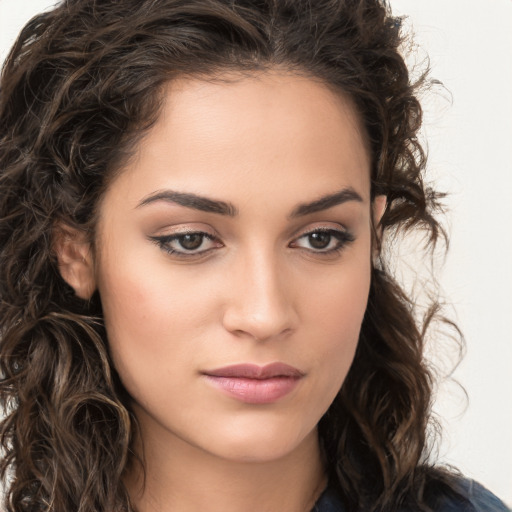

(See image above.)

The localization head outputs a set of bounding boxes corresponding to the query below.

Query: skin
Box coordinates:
[57,70,385,512]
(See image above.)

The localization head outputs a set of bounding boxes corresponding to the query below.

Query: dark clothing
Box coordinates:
[311,480,510,512]
[311,487,346,512]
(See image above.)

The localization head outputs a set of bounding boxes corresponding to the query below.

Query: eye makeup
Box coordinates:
[148,230,223,258]
[148,225,355,260]
[290,227,355,255]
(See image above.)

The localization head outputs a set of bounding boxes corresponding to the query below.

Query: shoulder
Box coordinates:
[424,478,510,512]
[312,479,510,512]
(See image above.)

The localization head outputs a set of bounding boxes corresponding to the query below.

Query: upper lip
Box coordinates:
[203,362,304,379]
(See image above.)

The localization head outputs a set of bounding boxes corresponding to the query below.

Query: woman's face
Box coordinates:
[93,71,380,462]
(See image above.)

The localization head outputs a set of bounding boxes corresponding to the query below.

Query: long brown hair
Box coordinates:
[0,1,461,511]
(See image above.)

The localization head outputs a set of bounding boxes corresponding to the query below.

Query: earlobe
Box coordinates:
[53,223,96,300]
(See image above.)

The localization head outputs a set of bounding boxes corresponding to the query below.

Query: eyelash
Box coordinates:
[149,231,220,258]
[290,228,355,255]
[149,227,355,259]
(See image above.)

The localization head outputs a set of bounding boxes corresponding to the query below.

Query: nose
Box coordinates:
[221,249,298,342]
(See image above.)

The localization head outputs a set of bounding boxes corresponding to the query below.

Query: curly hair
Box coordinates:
[0,1,461,511]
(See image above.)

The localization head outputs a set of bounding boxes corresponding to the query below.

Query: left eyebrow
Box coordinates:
[289,187,364,218]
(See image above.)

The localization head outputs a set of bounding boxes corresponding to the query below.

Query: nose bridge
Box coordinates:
[222,244,296,341]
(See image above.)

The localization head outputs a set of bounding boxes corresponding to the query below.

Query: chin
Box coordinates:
[202,422,318,464]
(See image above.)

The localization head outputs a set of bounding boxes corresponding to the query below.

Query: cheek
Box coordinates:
[304,249,371,335]
[95,245,220,395]
[300,250,371,388]
[97,225,220,330]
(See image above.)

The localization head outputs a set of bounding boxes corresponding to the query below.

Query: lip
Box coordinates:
[202,363,304,404]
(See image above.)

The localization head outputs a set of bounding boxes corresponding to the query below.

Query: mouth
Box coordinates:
[202,363,305,404]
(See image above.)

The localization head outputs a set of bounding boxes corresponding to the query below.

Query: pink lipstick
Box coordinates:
[202,363,304,404]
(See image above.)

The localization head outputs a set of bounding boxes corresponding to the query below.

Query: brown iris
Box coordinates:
[178,233,204,250]
[307,232,332,249]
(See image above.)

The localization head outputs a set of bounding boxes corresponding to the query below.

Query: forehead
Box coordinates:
[107,71,371,207]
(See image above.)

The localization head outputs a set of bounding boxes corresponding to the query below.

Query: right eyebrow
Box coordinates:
[136,189,238,216]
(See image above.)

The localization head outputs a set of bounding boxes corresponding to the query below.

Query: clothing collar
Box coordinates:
[311,487,345,512]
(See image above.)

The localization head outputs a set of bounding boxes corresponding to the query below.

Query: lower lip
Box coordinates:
[204,375,301,404]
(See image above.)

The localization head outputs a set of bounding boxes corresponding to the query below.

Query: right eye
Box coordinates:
[149,231,223,257]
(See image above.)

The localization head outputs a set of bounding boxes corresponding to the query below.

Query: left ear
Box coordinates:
[52,223,96,300]
[371,195,387,256]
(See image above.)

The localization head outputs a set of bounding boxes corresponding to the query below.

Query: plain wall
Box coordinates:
[1,0,511,505]
[389,0,512,504]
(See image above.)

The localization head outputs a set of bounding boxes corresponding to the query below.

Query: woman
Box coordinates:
[0,0,508,511]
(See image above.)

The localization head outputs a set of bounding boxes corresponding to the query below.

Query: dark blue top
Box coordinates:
[311,480,510,511]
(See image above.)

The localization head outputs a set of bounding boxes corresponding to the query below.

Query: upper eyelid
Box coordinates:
[297,226,346,235]
[151,224,350,241]
[152,231,219,245]
[291,224,350,240]
[291,227,354,244]
[151,225,219,240]
[162,230,215,239]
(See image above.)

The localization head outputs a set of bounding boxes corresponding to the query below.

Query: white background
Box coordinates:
[1,0,511,505]
[389,1,512,505]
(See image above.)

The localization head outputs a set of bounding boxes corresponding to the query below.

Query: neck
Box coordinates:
[126,421,327,512]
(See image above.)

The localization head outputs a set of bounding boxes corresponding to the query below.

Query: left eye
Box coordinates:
[150,232,221,256]
[291,229,354,253]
